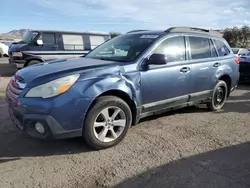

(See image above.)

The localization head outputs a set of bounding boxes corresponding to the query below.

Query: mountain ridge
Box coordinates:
[0,29,31,39]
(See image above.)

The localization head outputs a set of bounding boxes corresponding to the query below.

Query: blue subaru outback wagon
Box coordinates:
[6,27,240,149]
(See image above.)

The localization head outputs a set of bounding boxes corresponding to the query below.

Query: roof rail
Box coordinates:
[165,27,210,33]
[164,27,222,36]
[126,30,149,34]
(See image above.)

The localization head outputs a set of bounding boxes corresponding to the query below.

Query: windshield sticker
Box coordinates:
[140,35,159,39]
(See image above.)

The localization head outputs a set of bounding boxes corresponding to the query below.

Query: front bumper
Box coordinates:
[6,89,94,139]
[9,55,25,68]
[8,106,82,139]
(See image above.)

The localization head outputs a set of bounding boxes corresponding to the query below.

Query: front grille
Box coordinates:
[6,73,26,104]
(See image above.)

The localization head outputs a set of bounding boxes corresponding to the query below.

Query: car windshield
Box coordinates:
[22,31,39,43]
[85,33,159,62]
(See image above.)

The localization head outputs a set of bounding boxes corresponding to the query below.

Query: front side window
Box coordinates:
[85,34,158,62]
[213,39,230,56]
[152,36,186,62]
[39,33,55,44]
[189,36,211,59]
[62,34,84,50]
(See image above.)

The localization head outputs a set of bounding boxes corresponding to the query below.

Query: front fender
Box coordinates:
[72,73,141,106]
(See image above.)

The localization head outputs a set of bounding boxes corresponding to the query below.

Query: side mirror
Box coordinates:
[146,53,167,65]
[37,40,43,45]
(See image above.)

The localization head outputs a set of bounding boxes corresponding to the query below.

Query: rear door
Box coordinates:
[187,36,220,100]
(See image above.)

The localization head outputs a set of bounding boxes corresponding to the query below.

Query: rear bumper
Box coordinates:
[239,73,250,82]
[239,62,250,82]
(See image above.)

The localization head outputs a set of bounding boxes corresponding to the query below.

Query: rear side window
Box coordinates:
[213,40,230,56]
[39,33,55,44]
[153,36,186,62]
[62,34,84,50]
[189,36,211,59]
[89,36,106,49]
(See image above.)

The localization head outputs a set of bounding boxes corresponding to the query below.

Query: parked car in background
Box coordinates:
[6,27,239,149]
[232,47,250,56]
[8,30,110,69]
[2,41,13,47]
[238,54,250,82]
[0,42,9,57]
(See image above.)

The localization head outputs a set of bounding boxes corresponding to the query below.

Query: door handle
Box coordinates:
[213,62,221,67]
[180,67,190,73]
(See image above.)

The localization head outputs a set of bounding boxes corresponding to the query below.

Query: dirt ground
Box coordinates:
[0,80,249,188]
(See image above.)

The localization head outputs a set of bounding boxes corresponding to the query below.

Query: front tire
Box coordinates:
[83,96,132,150]
[207,80,228,111]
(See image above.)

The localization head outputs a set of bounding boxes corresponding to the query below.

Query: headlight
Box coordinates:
[25,74,80,98]
[12,52,22,57]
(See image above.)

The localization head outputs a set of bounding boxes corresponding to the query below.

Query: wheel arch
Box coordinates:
[24,58,44,67]
[218,74,231,97]
[87,89,138,126]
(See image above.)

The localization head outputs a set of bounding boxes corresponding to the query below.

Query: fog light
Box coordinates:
[35,122,45,134]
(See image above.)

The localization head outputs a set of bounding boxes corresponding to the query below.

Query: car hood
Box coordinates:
[8,43,27,53]
[16,57,121,85]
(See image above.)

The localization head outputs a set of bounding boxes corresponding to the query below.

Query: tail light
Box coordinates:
[235,57,240,64]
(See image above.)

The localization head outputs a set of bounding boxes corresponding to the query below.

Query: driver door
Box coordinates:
[140,36,191,113]
[33,32,58,60]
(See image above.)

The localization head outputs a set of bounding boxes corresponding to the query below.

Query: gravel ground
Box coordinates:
[0,81,249,188]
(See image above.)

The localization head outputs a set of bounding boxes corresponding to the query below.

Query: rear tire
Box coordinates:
[207,80,228,111]
[83,96,132,150]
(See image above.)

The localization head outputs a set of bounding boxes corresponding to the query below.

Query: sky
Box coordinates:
[1,0,250,34]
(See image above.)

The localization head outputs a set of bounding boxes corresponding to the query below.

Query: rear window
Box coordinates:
[213,40,230,56]
[189,36,212,59]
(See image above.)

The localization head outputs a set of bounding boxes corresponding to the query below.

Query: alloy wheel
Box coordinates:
[93,106,126,143]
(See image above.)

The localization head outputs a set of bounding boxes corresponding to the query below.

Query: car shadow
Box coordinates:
[0,63,17,77]
[0,96,92,161]
[0,84,249,162]
[113,142,250,188]
[139,105,208,123]
[140,84,250,123]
